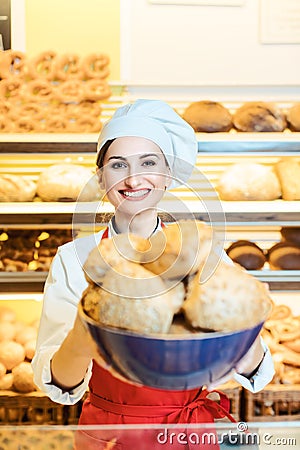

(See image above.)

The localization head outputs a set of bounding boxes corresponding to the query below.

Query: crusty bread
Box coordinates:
[275,159,300,200]
[182,100,232,132]
[0,175,36,202]
[37,163,101,202]
[142,220,213,279]
[233,102,286,132]
[82,261,185,334]
[287,103,300,131]
[217,163,281,201]
[182,261,272,332]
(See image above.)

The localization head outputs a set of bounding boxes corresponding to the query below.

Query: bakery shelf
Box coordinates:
[0,273,47,293]
[0,200,299,227]
[0,270,298,293]
[248,270,300,291]
[1,131,300,154]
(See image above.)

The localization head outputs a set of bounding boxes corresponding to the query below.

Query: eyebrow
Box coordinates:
[107,153,160,161]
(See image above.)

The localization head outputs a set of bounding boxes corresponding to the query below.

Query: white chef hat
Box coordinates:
[97,99,198,188]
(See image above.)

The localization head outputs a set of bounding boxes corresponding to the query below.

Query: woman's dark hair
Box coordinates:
[96,139,116,168]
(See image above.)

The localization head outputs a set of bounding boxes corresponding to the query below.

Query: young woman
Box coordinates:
[32,99,274,449]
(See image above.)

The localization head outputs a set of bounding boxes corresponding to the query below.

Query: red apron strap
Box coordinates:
[101,227,109,240]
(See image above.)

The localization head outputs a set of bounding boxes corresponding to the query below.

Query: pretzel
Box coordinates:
[54,53,83,81]
[0,50,27,79]
[272,318,300,343]
[25,79,54,102]
[0,100,11,115]
[71,116,102,133]
[28,50,57,80]
[82,79,111,101]
[65,100,102,121]
[81,53,110,80]
[55,79,84,102]
[15,117,40,133]
[0,78,22,100]
[43,116,70,133]
[0,114,12,132]
[18,102,45,121]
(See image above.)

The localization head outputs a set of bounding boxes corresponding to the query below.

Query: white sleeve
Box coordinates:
[31,244,92,405]
[233,337,275,393]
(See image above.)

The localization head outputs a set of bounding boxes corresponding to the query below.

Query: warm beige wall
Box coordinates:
[24,0,120,80]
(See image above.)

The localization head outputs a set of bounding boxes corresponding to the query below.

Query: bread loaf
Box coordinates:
[275,159,300,200]
[37,163,101,202]
[0,175,36,202]
[217,163,281,201]
[287,103,300,131]
[233,102,286,132]
[182,100,232,132]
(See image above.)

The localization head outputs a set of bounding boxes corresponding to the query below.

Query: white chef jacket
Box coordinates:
[32,220,275,406]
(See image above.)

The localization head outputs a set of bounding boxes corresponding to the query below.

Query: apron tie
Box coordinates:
[89,388,236,424]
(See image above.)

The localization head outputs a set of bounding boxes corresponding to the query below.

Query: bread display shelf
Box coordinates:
[0,273,47,293]
[0,200,299,227]
[1,132,300,154]
[0,270,298,292]
[248,270,300,291]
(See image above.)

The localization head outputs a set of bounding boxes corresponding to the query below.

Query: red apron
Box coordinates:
[75,225,236,449]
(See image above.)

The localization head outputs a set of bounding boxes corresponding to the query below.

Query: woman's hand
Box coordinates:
[205,335,265,391]
[75,312,142,386]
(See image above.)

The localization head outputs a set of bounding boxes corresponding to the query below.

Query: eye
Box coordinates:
[142,159,156,167]
[111,161,127,169]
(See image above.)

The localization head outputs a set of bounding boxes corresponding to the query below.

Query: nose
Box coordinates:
[124,171,141,188]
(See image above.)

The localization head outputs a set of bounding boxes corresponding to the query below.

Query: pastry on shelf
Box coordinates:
[280,227,300,245]
[286,102,300,131]
[275,158,300,201]
[182,100,232,132]
[232,101,287,132]
[226,240,266,270]
[216,162,281,201]
[36,163,102,202]
[0,175,37,202]
[267,242,300,270]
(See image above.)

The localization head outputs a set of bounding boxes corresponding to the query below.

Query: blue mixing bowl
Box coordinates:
[79,301,271,390]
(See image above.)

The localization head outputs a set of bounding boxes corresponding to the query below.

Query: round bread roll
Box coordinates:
[0,175,37,202]
[37,163,101,202]
[280,227,300,245]
[287,103,300,131]
[217,163,282,201]
[12,361,37,393]
[0,340,25,370]
[182,100,232,132]
[267,242,300,270]
[226,240,266,270]
[83,232,150,284]
[182,261,271,332]
[82,261,183,334]
[142,220,213,280]
[233,102,287,132]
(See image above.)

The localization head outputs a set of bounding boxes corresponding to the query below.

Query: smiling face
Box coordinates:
[99,136,171,217]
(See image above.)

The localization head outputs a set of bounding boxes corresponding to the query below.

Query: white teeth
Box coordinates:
[122,190,149,198]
